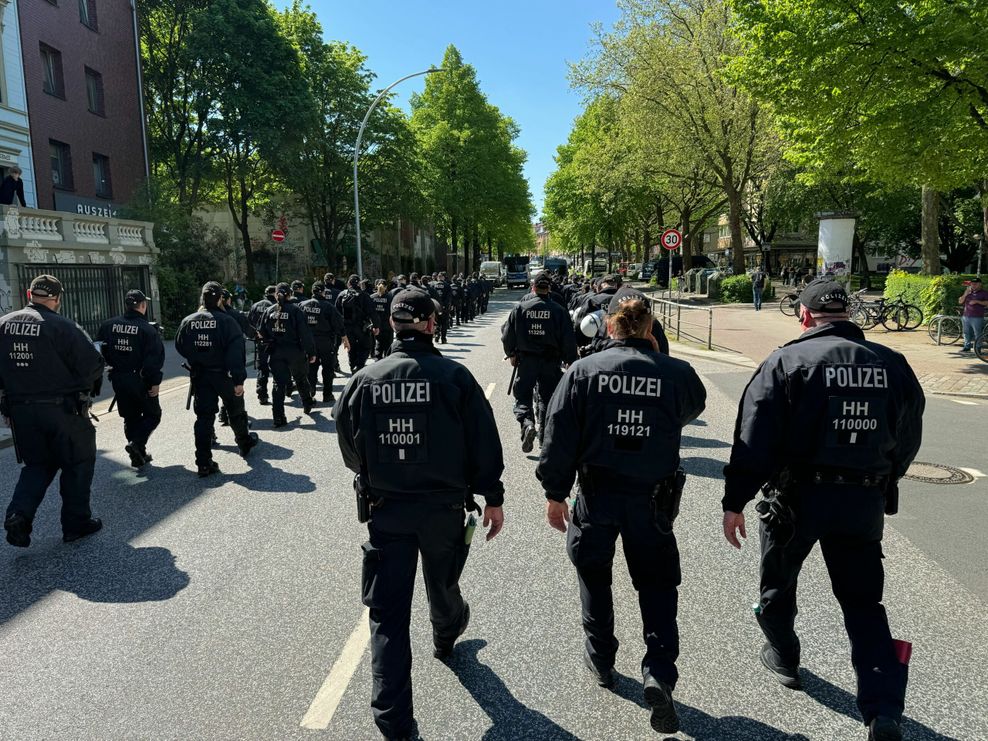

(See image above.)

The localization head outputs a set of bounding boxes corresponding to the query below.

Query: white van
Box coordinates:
[480,261,506,287]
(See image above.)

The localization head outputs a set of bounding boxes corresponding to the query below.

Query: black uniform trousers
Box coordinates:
[270,349,312,422]
[308,336,336,397]
[192,372,250,465]
[255,344,271,402]
[512,355,563,431]
[6,402,96,531]
[454,301,464,325]
[437,311,449,343]
[362,499,468,739]
[374,327,394,360]
[345,325,372,371]
[110,371,161,450]
[757,486,905,723]
[567,491,681,688]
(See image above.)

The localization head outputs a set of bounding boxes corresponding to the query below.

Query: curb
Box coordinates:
[670,341,759,370]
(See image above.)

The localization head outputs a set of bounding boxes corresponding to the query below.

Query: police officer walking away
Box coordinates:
[259,283,316,427]
[96,289,165,468]
[536,295,705,735]
[371,280,393,359]
[247,286,276,405]
[336,274,378,373]
[334,288,505,741]
[501,271,577,452]
[300,281,344,404]
[722,279,924,741]
[175,281,259,476]
[2,275,105,546]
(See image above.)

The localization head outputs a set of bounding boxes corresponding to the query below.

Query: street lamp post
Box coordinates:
[353,67,442,279]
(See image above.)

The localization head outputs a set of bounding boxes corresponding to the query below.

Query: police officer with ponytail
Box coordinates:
[536,294,705,736]
[722,279,924,741]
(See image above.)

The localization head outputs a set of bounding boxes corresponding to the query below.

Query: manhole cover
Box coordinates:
[903,462,974,485]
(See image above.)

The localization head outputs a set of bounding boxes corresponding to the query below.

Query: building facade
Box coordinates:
[0,0,37,205]
[18,0,147,214]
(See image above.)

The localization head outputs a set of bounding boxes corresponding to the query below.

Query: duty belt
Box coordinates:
[792,469,887,489]
[8,396,71,405]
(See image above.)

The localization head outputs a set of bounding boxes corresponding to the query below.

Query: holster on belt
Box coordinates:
[354,472,373,524]
[756,468,797,535]
[651,468,686,534]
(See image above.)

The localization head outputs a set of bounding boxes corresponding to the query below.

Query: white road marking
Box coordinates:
[300,607,372,730]
[950,398,979,406]
[485,382,496,400]
[960,467,986,478]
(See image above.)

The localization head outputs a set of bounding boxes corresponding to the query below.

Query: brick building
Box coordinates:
[18,0,148,214]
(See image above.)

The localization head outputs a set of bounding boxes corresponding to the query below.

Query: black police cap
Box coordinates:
[275,282,290,296]
[532,271,552,288]
[125,289,149,306]
[606,286,651,315]
[264,285,276,296]
[291,280,304,290]
[202,281,224,299]
[800,279,849,313]
[391,289,437,324]
[29,274,62,298]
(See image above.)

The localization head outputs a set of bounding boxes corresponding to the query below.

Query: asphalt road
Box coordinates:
[0,290,985,741]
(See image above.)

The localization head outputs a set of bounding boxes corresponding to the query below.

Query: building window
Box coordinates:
[93,153,112,198]
[50,140,73,190]
[40,44,65,98]
[85,68,105,115]
[79,0,98,30]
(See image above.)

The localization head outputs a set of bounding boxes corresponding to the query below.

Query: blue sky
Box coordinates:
[274,0,621,217]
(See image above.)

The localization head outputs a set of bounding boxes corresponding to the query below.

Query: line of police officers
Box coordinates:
[0,270,922,741]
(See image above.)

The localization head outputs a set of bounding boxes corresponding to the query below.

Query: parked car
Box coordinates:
[480,261,506,286]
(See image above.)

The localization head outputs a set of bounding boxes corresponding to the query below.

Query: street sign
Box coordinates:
[661,228,682,251]
[272,229,286,243]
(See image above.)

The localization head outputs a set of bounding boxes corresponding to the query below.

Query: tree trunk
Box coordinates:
[238,188,254,285]
[921,185,940,275]
[727,186,746,275]
[682,211,694,272]
[451,218,458,276]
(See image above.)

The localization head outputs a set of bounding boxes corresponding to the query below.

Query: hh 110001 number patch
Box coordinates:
[374,412,428,464]
[826,396,886,447]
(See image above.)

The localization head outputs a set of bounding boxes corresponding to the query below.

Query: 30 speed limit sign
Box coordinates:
[661,228,682,251]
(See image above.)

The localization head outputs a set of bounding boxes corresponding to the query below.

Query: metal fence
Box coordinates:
[650,295,714,350]
[16,264,154,338]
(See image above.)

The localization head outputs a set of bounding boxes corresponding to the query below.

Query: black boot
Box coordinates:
[323,391,335,404]
[197,460,220,478]
[434,602,470,660]
[582,648,614,688]
[238,432,259,458]
[643,672,679,733]
[760,641,802,690]
[63,518,103,543]
[125,443,147,468]
[4,513,32,548]
[521,423,536,453]
[868,717,902,741]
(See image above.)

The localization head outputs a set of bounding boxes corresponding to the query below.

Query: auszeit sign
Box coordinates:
[53,193,120,219]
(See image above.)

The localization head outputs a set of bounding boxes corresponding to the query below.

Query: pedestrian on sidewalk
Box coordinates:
[751,266,767,311]
[958,277,987,352]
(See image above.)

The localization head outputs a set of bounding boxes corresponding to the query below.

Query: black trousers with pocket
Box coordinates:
[110,371,161,451]
[567,491,681,688]
[191,372,250,465]
[361,499,467,739]
[512,355,562,431]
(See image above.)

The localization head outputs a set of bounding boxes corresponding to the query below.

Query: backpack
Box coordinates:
[753,272,766,289]
[340,290,359,323]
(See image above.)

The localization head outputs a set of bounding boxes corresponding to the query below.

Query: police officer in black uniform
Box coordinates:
[2,275,105,547]
[96,289,165,468]
[370,280,393,359]
[580,287,670,357]
[536,294,705,735]
[218,289,255,427]
[334,288,505,741]
[501,271,578,452]
[450,275,464,326]
[290,279,306,303]
[432,273,452,344]
[336,275,378,372]
[259,283,316,427]
[175,282,259,476]
[300,281,344,404]
[722,279,924,741]
[247,286,276,405]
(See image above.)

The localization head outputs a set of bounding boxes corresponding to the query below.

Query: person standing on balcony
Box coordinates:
[0,166,27,207]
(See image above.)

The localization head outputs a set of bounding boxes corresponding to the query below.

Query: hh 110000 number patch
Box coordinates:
[374,412,428,464]
[826,396,886,447]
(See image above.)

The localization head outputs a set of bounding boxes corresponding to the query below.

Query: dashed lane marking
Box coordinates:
[300,607,371,730]
[485,383,496,400]
[959,468,986,479]
[950,398,979,406]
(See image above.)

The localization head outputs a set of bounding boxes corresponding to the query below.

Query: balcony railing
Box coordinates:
[0,205,155,254]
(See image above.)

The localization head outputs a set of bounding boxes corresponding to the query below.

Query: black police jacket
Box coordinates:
[247,299,273,331]
[96,310,165,386]
[501,292,578,362]
[0,303,104,400]
[370,293,392,328]
[300,296,345,340]
[722,321,925,513]
[536,338,706,501]
[334,333,505,507]
[174,308,248,384]
[259,300,316,358]
[226,307,253,339]
[433,280,452,308]
[336,288,376,329]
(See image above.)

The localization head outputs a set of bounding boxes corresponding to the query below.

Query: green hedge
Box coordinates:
[883,270,978,322]
[711,274,776,303]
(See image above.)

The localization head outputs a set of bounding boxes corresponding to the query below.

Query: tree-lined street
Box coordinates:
[1,292,984,740]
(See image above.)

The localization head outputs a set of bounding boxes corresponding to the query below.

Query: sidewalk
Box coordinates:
[671,299,988,397]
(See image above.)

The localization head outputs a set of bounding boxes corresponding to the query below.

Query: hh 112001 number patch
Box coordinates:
[826,396,886,447]
[374,412,428,464]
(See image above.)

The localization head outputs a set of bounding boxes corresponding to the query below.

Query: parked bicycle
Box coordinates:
[779,288,801,316]
[850,293,924,331]
[975,327,987,363]
[927,309,963,345]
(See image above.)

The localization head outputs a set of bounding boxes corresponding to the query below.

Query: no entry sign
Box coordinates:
[272,229,286,243]
[661,228,682,251]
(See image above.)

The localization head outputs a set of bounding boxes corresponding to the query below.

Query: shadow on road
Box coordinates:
[447,639,581,740]
[802,670,960,741]
[681,436,731,449]
[682,456,726,480]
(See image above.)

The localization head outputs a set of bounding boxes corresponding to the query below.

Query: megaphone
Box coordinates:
[580,310,605,338]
